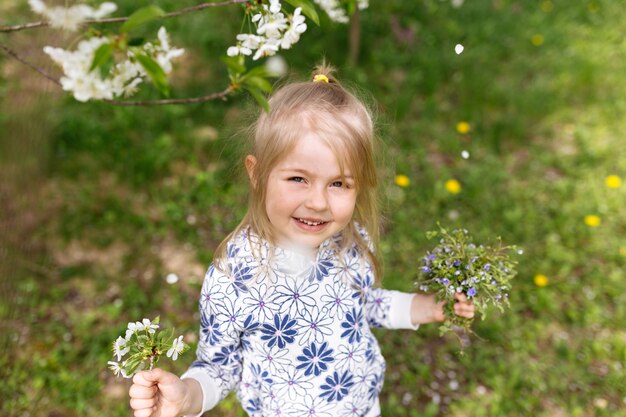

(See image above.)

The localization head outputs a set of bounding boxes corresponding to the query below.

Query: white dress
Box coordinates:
[182,226,418,417]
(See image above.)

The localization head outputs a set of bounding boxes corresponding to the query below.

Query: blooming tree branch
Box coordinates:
[0,0,370,107]
[0,0,250,33]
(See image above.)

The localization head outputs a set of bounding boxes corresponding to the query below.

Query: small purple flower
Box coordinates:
[442,278,450,285]
[471,256,478,263]
[467,287,476,298]
[454,270,461,276]
[421,266,431,273]
[453,261,461,267]
[484,264,491,271]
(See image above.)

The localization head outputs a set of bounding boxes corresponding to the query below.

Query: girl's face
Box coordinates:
[255,132,357,251]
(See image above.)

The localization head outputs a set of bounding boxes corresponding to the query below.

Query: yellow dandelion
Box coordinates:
[534,274,549,287]
[584,215,601,227]
[605,175,622,189]
[456,121,471,134]
[445,179,462,194]
[540,1,553,12]
[394,174,410,188]
[531,34,544,46]
[619,246,626,257]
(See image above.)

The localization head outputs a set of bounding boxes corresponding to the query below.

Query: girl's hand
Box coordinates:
[129,368,200,417]
[450,292,475,319]
[431,293,475,323]
[411,292,475,325]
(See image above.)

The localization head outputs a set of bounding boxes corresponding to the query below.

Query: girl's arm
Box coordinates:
[410,292,474,326]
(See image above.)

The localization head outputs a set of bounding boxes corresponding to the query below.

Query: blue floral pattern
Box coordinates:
[187,226,414,416]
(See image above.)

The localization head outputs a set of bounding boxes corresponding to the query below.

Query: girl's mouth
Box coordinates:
[295,217,329,227]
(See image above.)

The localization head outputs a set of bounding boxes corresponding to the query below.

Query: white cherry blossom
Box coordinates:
[28,0,117,32]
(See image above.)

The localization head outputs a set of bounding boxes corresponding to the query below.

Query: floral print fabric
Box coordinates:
[183,226,415,417]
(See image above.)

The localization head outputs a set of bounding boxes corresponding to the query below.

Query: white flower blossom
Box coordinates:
[312,0,368,24]
[43,26,183,102]
[108,361,123,377]
[141,318,159,334]
[226,5,307,60]
[113,336,130,361]
[166,335,185,361]
[269,0,282,14]
[28,0,117,32]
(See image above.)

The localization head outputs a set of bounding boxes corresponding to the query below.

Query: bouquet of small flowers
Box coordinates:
[107,316,189,378]
[415,226,519,336]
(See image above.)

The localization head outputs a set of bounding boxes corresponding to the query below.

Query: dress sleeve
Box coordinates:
[365,287,419,330]
[180,263,244,416]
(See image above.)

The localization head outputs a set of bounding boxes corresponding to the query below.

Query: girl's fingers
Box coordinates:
[454,300,475,318]
[455,292,470,303]
[133,407,156,417]
[130,398,156,410]
[129,383,157,399]
[133,370,157,387]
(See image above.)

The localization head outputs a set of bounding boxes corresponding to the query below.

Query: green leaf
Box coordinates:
[127,37,145,46]
[90,42,113,73]
[221,55,246,75]
[285,0,320,26]
[121,5,165,33]
[135,53,170,97]
[244,65,272,79]
[246,87,270,112]
[242,76,272,93]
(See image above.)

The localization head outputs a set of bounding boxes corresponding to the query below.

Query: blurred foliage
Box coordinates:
[1,0,626,416]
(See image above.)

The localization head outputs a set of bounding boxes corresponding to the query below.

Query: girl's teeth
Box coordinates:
[299,218,324,226]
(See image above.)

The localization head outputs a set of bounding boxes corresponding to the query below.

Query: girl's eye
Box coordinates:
[331,180,353,189]
[289,176,305,183]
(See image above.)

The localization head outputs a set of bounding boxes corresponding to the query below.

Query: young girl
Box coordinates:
[128,67,475,417]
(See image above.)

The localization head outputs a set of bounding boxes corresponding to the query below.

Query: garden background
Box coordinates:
[1,0,625,416]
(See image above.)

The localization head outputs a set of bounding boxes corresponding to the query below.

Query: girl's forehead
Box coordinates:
[275,133,354,175]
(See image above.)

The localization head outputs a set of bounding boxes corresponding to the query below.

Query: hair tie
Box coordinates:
[313,74,329,83]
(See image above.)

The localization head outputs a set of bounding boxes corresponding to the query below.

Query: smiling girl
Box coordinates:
[128,65,474,417]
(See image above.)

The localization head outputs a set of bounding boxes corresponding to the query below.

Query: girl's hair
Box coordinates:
[215,64,382,281]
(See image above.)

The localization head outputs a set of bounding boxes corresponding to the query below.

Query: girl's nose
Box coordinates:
[305,186,329,211]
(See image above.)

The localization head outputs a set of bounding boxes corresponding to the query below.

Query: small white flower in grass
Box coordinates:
[167,335,185,361]
[113,336,130,360]
[451,0,465,8]
[455,44,464,55]
[166,273,179,284]
[461,150,470,159]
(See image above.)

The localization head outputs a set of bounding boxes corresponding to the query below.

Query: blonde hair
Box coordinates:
[215,64,382,281]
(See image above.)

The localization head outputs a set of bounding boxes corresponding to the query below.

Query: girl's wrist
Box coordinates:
[411,293,441,325]
[180,378,203,416]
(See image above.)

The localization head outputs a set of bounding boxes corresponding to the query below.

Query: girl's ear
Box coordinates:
[245,155,257,188]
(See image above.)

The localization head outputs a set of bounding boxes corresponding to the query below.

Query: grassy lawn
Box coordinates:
[1,1,625,416]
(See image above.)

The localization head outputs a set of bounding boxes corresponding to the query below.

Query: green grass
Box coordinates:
[1,0,626,416]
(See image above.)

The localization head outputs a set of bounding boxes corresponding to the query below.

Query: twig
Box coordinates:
[0,43,61,87]
[0,0,250,33]
[103,86,234,106]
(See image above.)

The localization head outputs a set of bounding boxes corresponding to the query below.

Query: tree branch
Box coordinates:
[0,0,250,33]
[0,43,61,87]
[103,86,235,106]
